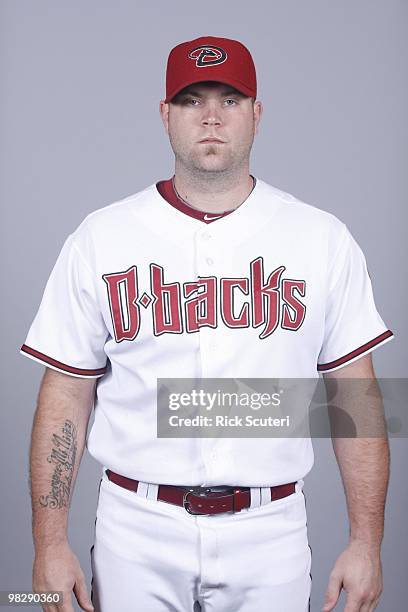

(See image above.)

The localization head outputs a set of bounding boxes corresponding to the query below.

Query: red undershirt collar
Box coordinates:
[156,176,257,224]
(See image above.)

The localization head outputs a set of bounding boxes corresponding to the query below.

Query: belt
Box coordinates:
[105,469,296,515]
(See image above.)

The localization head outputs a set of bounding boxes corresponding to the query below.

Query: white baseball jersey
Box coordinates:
[20,177,393,487]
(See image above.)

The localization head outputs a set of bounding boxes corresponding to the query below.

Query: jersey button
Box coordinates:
[201,232,212,241]
[206,257,214,266]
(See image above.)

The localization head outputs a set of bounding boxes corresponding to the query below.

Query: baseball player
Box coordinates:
[21,36,393,612]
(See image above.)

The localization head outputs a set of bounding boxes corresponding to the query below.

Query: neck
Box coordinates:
[173,164,254,214]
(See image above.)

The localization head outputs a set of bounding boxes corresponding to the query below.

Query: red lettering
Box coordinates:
[151,264,183,335]
[251,257,285,339]
[102,266,140,342]
[184,277,216,332]
[282,279,306,330]
[221,278,249,327]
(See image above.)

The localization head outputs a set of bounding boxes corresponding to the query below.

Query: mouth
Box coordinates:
[199,138,225,144]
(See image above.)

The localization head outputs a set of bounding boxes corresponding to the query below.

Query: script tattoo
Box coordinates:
[39,420,77,509]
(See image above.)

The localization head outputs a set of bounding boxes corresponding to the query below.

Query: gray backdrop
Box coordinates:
[1,0,407,610]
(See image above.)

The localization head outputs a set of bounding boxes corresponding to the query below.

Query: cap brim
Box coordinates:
[165,74,255,103]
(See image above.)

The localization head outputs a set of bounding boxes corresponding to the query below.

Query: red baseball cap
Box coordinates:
[165,36,257,103]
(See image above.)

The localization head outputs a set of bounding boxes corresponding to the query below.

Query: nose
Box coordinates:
[201,101,222,126]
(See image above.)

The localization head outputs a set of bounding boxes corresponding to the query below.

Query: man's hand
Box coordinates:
[33,541,94,612]
[322,540,383,612]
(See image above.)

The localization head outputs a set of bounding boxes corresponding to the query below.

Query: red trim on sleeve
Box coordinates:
[317,330,394,372]
[20,344,107,377]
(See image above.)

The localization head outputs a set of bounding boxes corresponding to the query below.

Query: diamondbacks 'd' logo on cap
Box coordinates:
[188,45,227,67]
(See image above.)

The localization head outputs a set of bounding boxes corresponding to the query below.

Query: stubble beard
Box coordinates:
[171,138,255,181]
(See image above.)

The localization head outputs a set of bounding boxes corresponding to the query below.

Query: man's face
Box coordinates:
[160,81,262,175]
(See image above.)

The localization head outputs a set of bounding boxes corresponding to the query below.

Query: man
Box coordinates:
[21,36,393,611]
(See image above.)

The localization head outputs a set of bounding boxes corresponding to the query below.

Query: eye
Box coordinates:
[224,99,237,106]
[187,98,200,106]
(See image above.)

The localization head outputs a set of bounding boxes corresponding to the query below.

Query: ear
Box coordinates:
[253,100,263,135]
[159,100,170,134]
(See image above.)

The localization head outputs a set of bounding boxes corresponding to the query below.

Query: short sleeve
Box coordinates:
[317,224,394,372]
[20,233,109,378]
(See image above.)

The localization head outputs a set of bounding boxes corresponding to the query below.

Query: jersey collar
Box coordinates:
[144,176,284,248]
[156,175,257,224]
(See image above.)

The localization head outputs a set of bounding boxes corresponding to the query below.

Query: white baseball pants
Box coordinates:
[90,471,312,611]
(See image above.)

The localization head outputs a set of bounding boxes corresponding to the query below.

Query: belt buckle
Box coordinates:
[183,488,213,516]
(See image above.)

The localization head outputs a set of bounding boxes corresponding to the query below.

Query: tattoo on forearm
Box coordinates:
[39,420,77,509]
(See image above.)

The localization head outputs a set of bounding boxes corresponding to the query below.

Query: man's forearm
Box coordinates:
[332,435,390,550]
[29,369,95,551]
[324,358,390,552]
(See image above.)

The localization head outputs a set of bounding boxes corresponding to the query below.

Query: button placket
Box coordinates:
[194,227,212,377]
[193,228,228,378]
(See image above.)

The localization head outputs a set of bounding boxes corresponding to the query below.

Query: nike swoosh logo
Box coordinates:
[203,214,223,221]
